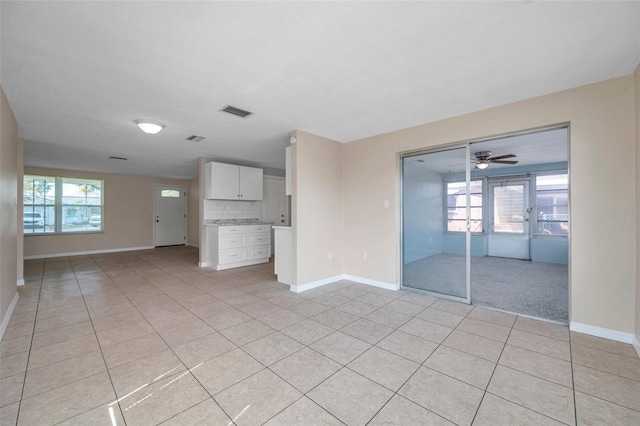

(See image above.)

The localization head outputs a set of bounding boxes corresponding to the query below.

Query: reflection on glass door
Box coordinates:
[401,147,470,302]
[487,180,530,259]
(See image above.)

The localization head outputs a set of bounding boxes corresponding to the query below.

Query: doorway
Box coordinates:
[262,176,290,254]
[401,127,569,322]
[487,178,531,260]
[154,185,186,247]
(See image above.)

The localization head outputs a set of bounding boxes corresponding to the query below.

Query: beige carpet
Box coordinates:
[403,253,569,323]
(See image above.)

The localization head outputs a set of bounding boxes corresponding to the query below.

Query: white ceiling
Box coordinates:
[1,2,638,179]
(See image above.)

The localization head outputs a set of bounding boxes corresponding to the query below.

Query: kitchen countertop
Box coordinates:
[203,219,273,226]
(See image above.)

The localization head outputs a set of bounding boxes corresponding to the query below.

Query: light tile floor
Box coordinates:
[1,246,639,425]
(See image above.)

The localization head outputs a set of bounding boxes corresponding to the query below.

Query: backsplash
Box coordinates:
[204,199,261,220]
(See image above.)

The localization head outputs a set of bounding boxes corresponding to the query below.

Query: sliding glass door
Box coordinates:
[401,146,470,302]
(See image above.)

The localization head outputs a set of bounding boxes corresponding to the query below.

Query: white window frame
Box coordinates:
[532,171,569,237]
[23,174,104,235]
[444,178,485,235]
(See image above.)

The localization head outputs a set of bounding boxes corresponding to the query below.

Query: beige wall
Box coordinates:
[635,64,640,346]
[187,178,199,246]
[292,130,344,286]
[17,139,24,284]
[1,86,19,326]
[24,166,192,257]
[291,74,637,333]
[339,75,637,333]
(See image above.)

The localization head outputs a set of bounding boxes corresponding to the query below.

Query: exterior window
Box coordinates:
[535,174,568,236]
[447,180,483,232]
[23,175,103,234]
[23,175,56,234]
[161,189,180,198]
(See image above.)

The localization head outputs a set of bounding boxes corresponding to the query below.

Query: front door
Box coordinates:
[154,185,186,247]
[487,179,530,259]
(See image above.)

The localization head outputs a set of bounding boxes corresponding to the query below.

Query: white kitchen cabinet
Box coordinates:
[239,166,263,200]
[205,161,263,200]
[207,224,271,270]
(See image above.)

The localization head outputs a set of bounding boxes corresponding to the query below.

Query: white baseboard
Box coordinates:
[198,261,209,268]
[633,334,640,358]
[17,278,25,286]
[290,274,399,293]
[0,293,20,341]
[24,246,155,260]
[290,275,344,293]
[342,274,400,291]
[187,243,200,248]
[570,321,634,344]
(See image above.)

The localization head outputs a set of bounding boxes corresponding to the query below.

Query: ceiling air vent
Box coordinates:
[220,105,253,118]
[109,156,128,160]
[186,135,205,142]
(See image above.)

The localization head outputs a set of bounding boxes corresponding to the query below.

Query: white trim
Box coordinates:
[210,258,269,271]
[570,321,634,344]
[187,243,200,248]
[290,274,399,293]
[24,246,155,260]
[633,334,640,359]
[342,274,400,291]
[198,261,209,268]
[17,279,25,286]
[0,293,20,341]
[290,275,344,293]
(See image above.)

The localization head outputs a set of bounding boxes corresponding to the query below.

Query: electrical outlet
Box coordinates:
[363,251,368,260]
[383,200,389,208]
[328,252,332,260]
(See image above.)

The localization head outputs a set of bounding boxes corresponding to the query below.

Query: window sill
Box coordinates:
[24,231,104,236]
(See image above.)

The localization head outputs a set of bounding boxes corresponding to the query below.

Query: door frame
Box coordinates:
[399,124,571,315]
[153,184,187,247]
[486,177,532,260]
[399,145,472,304]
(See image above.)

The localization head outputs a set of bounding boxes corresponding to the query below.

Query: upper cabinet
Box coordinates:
[206,161,263,200]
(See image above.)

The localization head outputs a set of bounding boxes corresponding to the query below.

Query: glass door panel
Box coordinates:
[401,147,470,302]
[487,180,530,259]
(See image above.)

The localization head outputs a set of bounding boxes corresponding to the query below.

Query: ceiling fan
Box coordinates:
[473,151,518,169]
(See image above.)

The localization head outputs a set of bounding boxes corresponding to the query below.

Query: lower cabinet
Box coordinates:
[207,225,271,270]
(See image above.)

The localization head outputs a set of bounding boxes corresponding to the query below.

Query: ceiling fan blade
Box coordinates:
[491,160,519,164]
[488,154,516,161]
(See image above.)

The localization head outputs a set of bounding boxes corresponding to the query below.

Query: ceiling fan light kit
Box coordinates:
[473,151,519,169]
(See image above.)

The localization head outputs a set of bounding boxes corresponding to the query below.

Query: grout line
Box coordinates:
[13,258,45,426]
[20,247,623,426]
[469,313,515,425]
[569,329,578,426]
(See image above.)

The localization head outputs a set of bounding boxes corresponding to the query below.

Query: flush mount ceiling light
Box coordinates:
[135,119,165,134]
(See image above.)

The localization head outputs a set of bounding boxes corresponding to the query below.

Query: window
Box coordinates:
[446,180,483,232]
[23,175,103,234]
[161,189,180,198]
[23,175,55,234]
[535,174,568,236]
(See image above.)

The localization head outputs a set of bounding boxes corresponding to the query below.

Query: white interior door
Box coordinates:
[154,185,186,247]
[488,180,530,259]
